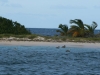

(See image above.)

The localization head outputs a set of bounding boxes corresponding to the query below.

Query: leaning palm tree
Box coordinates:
[85,21,98,36]
[56,24,68,36]
[69,19,86,37]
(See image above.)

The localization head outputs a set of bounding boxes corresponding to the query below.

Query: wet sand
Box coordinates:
[0,41,100,48]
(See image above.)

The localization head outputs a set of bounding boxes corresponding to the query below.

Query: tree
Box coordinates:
[0,16,31,34]
[57,24,68,36]
[85,21,98,36]
[69,19,86,37]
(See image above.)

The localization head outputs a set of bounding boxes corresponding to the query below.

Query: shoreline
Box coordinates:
[0,41,100,48]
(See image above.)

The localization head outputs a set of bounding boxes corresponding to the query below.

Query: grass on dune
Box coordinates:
[0,34,100,42]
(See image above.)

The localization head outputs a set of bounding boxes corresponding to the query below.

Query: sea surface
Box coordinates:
[27,28,100,36]
[0,46,100,75]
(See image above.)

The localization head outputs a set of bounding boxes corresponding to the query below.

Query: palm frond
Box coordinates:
[63,25,68,32]
[92,21,98,30]
[84,22,98,35]
[58,24,68,35]
[84,24,92,30]
[70,19,84,29]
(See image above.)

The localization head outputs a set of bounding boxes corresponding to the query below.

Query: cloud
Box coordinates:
[0,0,8,3]
[0,0,8,6]
[94,5,100,9]
[0,0,22,8]
[0,3,22,9]
[4,3,22,8]
[51,5,87,10]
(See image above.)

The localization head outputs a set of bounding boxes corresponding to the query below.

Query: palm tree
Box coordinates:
[85,21,98,36]
[69,19,86,37]
[57,24,68,36]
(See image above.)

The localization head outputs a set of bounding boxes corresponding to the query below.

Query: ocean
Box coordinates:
[27,28,59,36]
[27,28,100,36]
[0,46,100,75]
[0,28,100,75]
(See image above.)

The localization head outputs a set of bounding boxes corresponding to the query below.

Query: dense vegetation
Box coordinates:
[0,16,100,42]
[0,16,31,35]
[57,19,98,37]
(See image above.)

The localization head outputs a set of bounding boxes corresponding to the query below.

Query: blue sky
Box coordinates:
[0,0,100,29]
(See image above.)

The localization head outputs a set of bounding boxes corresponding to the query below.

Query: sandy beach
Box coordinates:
[0,41,100,48]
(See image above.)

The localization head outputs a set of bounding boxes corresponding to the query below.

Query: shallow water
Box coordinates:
[0,46,100,75]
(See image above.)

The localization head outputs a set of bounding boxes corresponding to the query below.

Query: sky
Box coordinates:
[0,0,100,29]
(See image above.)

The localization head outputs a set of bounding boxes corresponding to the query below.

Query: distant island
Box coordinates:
[0,16,100,43]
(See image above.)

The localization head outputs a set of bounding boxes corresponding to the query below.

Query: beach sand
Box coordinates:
[0,41,100,48]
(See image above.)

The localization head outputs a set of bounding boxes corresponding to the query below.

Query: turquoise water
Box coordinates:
[0,46,100,75]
